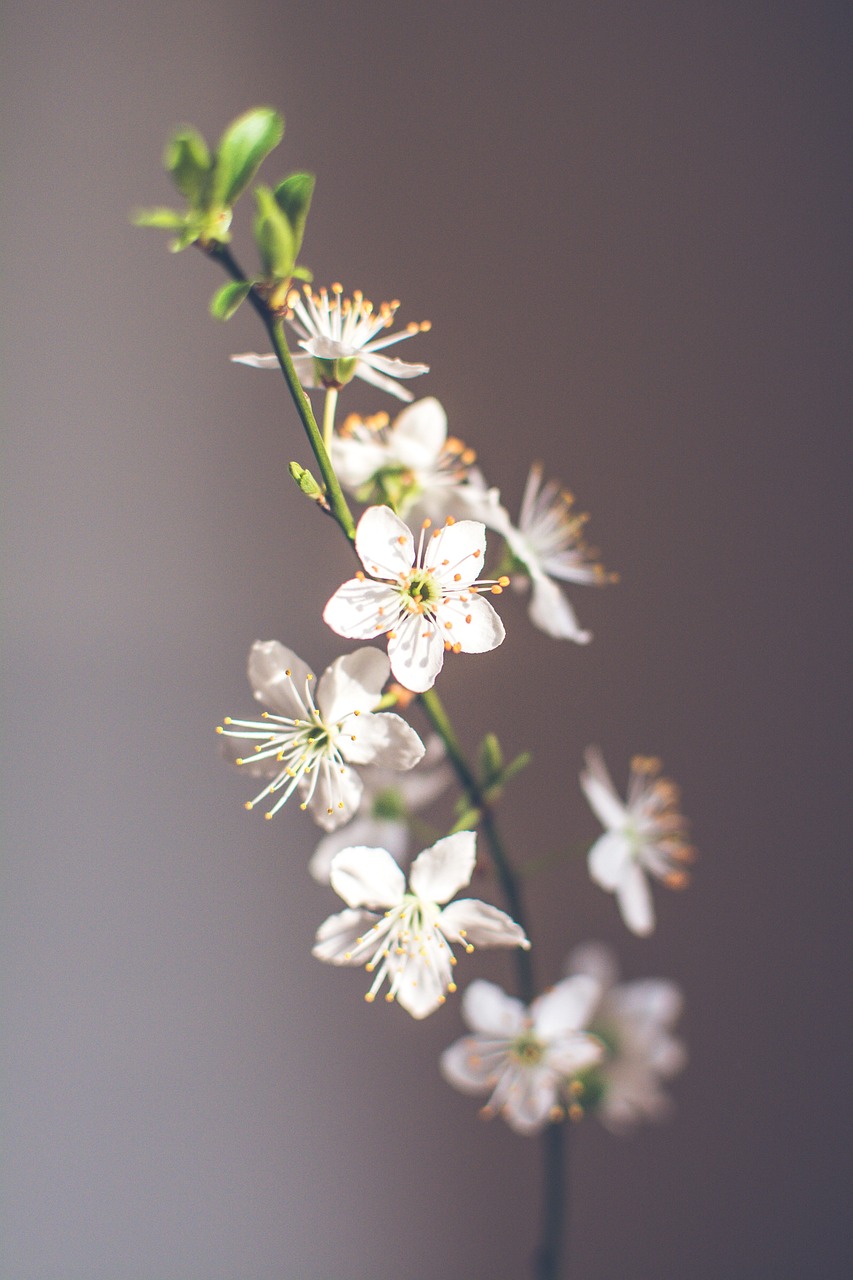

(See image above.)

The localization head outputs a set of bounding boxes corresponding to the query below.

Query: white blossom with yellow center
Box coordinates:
[313,832,530,1019]
[231,284,430,401]
[217,642,424,830]
[440,976,604,1134]
[323,505,507,693]
[581,748,696,935]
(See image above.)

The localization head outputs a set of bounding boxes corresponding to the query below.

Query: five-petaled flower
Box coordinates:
[323,505,507,692]
[217,642,424,829]
[440,976,604,1134]
[313,832,530,1019]
[487,463,615,643]
[581,748,696,936]
[231,283,430,401]
[565,943,687,1132]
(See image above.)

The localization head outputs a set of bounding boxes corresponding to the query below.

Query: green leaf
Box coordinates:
[163,127,211,205]
[501,751,532,784]
[274,172,315,256]
[290,264,314,282]
[253,185,295,278]
[132,206,187,230]
[478,732,504,783]
[209,279,253,321]
[213,107,284,207]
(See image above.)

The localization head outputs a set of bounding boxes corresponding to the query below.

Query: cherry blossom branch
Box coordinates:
[204,243,357,542]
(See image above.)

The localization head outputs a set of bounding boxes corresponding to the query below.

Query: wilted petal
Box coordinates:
[408,831,476,902]
[329,845,406,909]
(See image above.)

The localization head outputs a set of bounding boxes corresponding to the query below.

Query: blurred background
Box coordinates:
[3,2,851,1276]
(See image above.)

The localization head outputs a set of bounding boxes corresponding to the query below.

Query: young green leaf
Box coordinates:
[274,172,315,257]
[253,185,295,279]
[209,279,253,321]
[213,108,284,208]
[164,127,211,205]
[132,206,187,230]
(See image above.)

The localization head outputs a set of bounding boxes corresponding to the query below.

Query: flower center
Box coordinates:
[400,568,441,612]
[510,1032,546,1067]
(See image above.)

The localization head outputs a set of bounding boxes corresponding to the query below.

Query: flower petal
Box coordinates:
[391,397,448,468]
[565,941,619,991]
[361,351,430,379]
[440,1036,497,1093]
[309,817,409,885]
[423,519,486,586]
[341,710,425,770]
[616,860,656,936]
[317,647,390,722]
[587,831,631,891]
[355,505,415,577]
[355,360,416,401]
[461,979,526,1037]
[408,831,476,902]
[329,845,406,909]
[312,907,380,964]
[547,1034,604,1077]
[230,351,279,369]
[439,899,530,949]
[580,748,628,830]
[439,593,505,654]
[247,640,314,717]
[500,1065,560,1135]
[330,434,388,488]
[387,613,445,692]
[392,949,452,1019]
[302,758,363,831]
[533,975,601,1038]
[527,573,591,643]
[323,578,400,641]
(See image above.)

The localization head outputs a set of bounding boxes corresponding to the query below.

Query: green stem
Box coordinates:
[322,387,338,454]
[418,686,533,1004]
[206,247,356,542]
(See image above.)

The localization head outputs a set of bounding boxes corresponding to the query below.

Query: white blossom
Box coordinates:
[323,505,507,693]
[309,733,452,883]
[581,748,696,935]
[217,642,424,829]
[565,943,687,1132]
[482,463,615,643]
[440,977,604,1134]
[231,284,429,401]
[313,832,529,1019]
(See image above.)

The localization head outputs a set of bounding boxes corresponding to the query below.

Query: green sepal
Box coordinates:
[213,108,284,208]
[132,206,187,230]
[254,185,296,278]
[478,732,504,784]
[164,127,211,205]
[274,172,315,257]
[291,264,314,282]
[209,279,253,321]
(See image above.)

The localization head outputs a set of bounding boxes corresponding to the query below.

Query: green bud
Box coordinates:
[253,185,295,279]
[288,461,323,499]
[274,172,315,257]
[209,279,253,321]
[164,127,211,205]
[213,107,284,208]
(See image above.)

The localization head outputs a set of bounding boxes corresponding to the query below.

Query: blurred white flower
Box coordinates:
[231,284,429,401]
[217,642,424,829]
[565,943,687,1132]
[313,832,529,1019]
[323,505,507,693]
[581,748,696,935]
[309,733,452,883]
[487,463,615,643]
[440,976,604,1134]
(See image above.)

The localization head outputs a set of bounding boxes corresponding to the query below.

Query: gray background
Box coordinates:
[3,2,851,1277]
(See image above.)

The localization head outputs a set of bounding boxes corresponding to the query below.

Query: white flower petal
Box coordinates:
[329,845,406,909]
[317,647,390,722]
[330,434,389,487]
[580,748,628,830]
[341,710,425,770]
[565,941,619,991]
[391,396,448,467]
[408,831,476,902]
[423,519,486,586]
[461,979,526,1037]
[247,640,314,717]
[616,860,656,936]
[527,573,591,643]
[312,907,379,964]
[440,593,505,654]
[501,1066,560,1135]
[393,950,451,1019]
[354,360,416,401]
[387,613,445,692]
[323,578,400,640]
[587,831,631,891]
[230,351,280,369]
[302,759,363,831]
[533,975,602,1038]
[439,899,530,949]
[548,1034,604,1077]
[309,817,408,884]
[614,979,684,1030]
[355,505,416,577]
[440,1036,497,1093]
[361,351,430,379]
